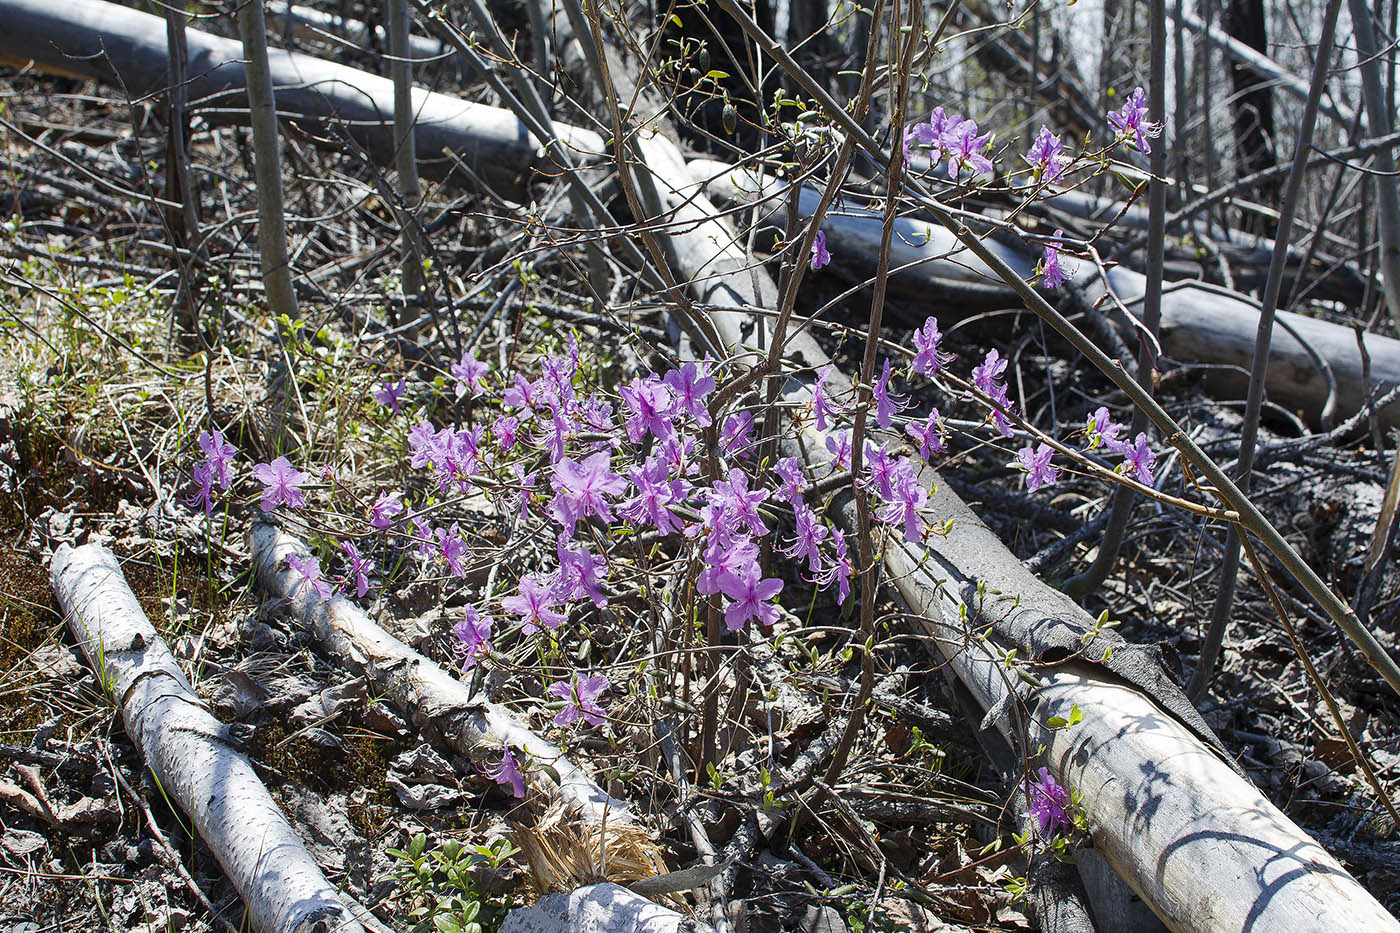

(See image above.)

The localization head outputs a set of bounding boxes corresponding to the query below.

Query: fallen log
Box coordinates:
[620,127,1400,931]
[265,4,446,61]
[249,522,640,828]
[50,543,369,933]
[688,158,1400,431]
[499,882,714,933]
[0,0,604,202]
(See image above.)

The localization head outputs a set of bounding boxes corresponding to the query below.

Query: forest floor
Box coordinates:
[4,24,1400,933]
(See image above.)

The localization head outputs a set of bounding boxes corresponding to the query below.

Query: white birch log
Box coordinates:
[688,158,1400,431]
[265,4,445,61]
[500,883,714,933]
[0,0,604,202]
[619,131,1400,931]
[248,522,636,827]
[50,543,367,933]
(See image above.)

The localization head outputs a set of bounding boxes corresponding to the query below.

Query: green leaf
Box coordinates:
[434,916,464,933]
[409,833,427,860]
[669,13,682,26]
[705,69,730,80]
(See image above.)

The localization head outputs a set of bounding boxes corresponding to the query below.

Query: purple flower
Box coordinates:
[772,457,807,505]
[810,229,831,270]
[662,360,716,427]
[1024,766,1071,836]
[286,552,333,600]
[911,316,948,377]
[620,375,674,443]
[197,430,236,489]
[549,674,608,727]
[373,378,407,413]
[905,107,962,166]
[451,350,489,399]
[411,517,436,557]
[1041,230,1071,289]
[811,364,847,431]
[783,503,829,573]
[863,440,896,499]
[494,415,520,454]
[825,430,852,473]
[946,120,994,179]
[1027,126,1066,183]
[696,532,758,596]
[454,605,493,671]
[972,349,1016,438]
[536,408,576,464]
[407,420,437,469]
[622,455,691,535]
[253,456,310,511]
[503,374,539,415]
[1086,406,1125,452]
[340,542,373,598]
[1017,443,1060,492]
[720,411,756,459]
[556,542,608,607]
[185,461,216,515]
[823,530,852,605]
[878,459,927,543]
[550,451,627,535]
[711,468,770,537]
[1120,432,1157,487]
[718,563,785,631]
[906,411,947,461]
[873,358,907,429]
[1107,86,1164,154]
[502,575,567,636]
[437,523,468,577]
[370,492,404,530]
[485,742,525,798]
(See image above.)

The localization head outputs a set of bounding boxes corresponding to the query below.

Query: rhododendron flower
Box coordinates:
[436,523,468,577]
[622,456,690,535]
[486,742,525,798]
[711,468,770,537]
[1024,766,1071,835]
[550,451,626,534]
[1120,433,1157,486]
[557,542,608,607]
[451,350,489,399]
[502,575,566,636]
[503,374,539,414]
[186,461,216,514]
[972,349,1015,438]
[1086,406,1125,452]
[454,605,493,671]
[370,492,403,530]
[253,456,309,511]
[718,563,784,630]
[512,464,536,522]
[494,415,520,453]
[907,411,947,461]
[772,457,807,505]
[911,316,949,377]
[286,552,332,599]
[197,429,236,489]
[663,360,716,427]
[945,120,994,178]
[1027,126,1066,183]
[1107,86,1163,154]
[1017,443,1060,492]
[810,230,831,270]
[411,517,436,557]
[825,430,852,472]
[1041,230,1073,289]
[373,378,407,413]
[620,375,674,443]
[863,440,896,499]
[878,460,927,542]
[721,411,756,459]
[550,674,608,727]
[340,542,373,598]
[783,503,829,573]
[824,529,852,605]
[872,359,907,429]
[811,364,847,431]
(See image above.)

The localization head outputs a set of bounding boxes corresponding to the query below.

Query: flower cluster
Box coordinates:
[904,107,993,179]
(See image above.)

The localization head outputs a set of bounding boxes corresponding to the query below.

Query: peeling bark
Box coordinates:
[50,543,367,933]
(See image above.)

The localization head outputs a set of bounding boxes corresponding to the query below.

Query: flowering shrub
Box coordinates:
[182,86,1165,811]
